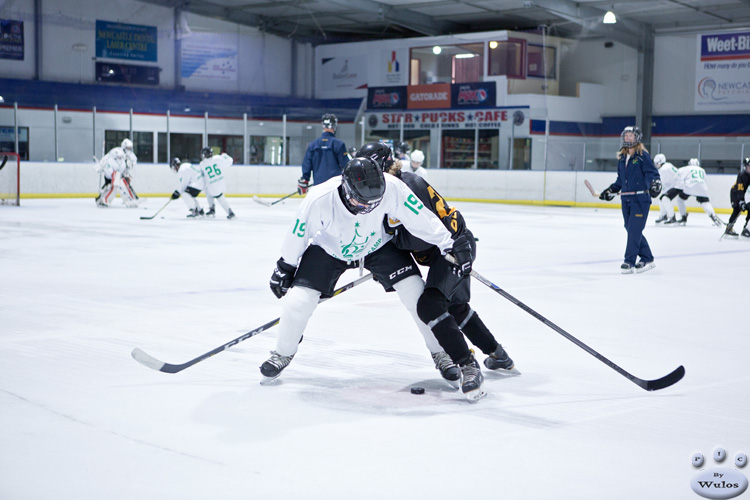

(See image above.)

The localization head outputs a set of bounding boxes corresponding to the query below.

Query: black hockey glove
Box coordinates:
[270,258,297,299]
[171,190,181,200]
[448,235,473,279]
[740,200,747,212]
[649,179,662,198]
[599,188,616,202]
[297,178,309,195]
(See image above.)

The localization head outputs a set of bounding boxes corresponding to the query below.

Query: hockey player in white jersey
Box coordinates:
[169,157,206,218]
[94,138,139,208]
[407,149,429,179]
[198,148,236,219]
[653,154,680,224]
[673,159,723,226]
[262,157,474,390]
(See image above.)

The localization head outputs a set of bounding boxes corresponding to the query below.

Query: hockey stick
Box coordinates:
[139,199,173,220]
[253,190,299,207]
[0,155,8,172]
[131,272,374,373]
[583,180,647,198]
[446,256,685,391]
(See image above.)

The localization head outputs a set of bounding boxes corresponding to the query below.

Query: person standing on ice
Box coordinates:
[263,157,474,396]
[598,126,661,274]
[358,141,515,402]
[724,157,750,238]
[95,138,139,208]
[671,159,723,227]
[652,153,680,225]
[198,147,236,220]
[297,113,349,195]
[169,157,207,218]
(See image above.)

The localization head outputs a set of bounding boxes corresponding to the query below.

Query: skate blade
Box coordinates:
[444,378,460,390]
[489,367,522,377]
[464,387,487,403]
[259,375,281,386]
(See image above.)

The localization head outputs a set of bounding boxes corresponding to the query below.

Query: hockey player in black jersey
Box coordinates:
[724,158,750,238]
[356,142,516,402]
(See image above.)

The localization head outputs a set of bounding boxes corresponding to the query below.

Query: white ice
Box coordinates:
[1,197,749,500]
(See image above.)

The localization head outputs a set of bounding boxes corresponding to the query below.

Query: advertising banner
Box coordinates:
[407,83,451,109]
[695,31,750,111]
[96,20,157,62]
[451,81,496,108]
[366,109,515,131]
[181,32,238,82]
[0,19,24,61]
[367,86,407,110]
[319,56,369,96]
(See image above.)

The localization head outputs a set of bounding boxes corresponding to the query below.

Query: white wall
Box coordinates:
[17,162,737,211]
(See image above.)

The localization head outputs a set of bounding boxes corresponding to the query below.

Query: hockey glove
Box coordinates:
[740,200,747,212]
[448,235,473,279]
[270,258,297,299]
[599,188,616,202]
[297,178,309,195]
[649,179,662,198]
[171,190,181,200]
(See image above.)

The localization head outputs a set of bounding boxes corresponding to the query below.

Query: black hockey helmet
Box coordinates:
[743,157,750,170]
[620,126,642,149]
[170,157,181,172]
[322,113,338,131]
[356,141,394,172]
[341,157,385,215]
[394,141,410,156]
[200,147,213,160]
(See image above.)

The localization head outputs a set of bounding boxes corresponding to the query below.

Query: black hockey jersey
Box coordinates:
[730,170,750,204]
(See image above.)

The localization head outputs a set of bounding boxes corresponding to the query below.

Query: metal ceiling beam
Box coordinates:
[322,0,465,36]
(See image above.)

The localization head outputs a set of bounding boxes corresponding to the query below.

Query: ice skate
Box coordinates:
[431,351,460,387]
[621,262,635,274]
[186,208,205,218]
[678,214,688,226]
[723,224,739,238]
[227,210,236,220]
[205,207,216,218]
[709,214,724,227]
[635,260,656,273]
[654,215,668,224]
[459,354,486,402]
[742,227,750,238]
[484,344,518,374]
[260,351,295,384]
[663,216,677,225]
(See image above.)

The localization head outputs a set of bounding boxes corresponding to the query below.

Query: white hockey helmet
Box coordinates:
[688,158,700,167]
[410,150,425,164]
[653,153,666,166]
[121,138,133,151]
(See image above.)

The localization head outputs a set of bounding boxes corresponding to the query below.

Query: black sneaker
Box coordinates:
[635,260,655,273]
[459,354,486,402]
[431,351,460,384]
[484,344,515,371]
[621,263,635,274]
[260,351,295,382]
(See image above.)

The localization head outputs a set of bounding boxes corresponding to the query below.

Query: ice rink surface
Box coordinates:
[1,196,749,500]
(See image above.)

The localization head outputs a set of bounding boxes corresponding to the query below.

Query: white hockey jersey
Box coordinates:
[676,165,710,197]
[176,163,205,194]
[658,163,679,191]
[96,147,130,178]
[280,175,454,266]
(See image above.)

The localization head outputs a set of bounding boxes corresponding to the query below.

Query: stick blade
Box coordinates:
[253,195,271,206]
[639,365,685,391]
[132,348,171,372]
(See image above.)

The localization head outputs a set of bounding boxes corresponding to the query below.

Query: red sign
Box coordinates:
[407,84,451,109]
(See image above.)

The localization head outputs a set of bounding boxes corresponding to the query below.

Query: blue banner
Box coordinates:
[0,19,24,61]
[451,81,495,108]
[367,86,407,110]
[96,20,157,62]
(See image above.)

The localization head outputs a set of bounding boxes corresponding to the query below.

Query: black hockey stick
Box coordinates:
[140,199,172,220]
[131,272,374,373]
[0,155,7,172]
[447,256,685,391]
[253,190,300,207]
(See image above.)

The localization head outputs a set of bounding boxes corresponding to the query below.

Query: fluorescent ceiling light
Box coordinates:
[603,11,617,24]
[455,53,476,59]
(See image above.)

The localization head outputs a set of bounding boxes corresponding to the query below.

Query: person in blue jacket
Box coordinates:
[297,113,349,194]
[599,126,662,274]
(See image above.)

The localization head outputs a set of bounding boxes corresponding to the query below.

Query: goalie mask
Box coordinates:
[201,147,213,160]
[356,141,394,172]
[653,153,666,166]
[340,158,385,215]
[322,113,338,131]
[121,138,133,151]
[620,126,642,149]
[170,157,181,172]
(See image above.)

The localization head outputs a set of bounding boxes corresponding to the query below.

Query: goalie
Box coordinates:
[94,138,139,208]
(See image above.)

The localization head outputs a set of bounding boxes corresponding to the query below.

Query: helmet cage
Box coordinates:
[322,113,338,131]
[620,126,642,149]
[170,157,181,171]
[201,147,213,160]
[341,158,385,215]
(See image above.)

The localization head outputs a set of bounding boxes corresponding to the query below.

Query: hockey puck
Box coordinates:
[410,387,425,395]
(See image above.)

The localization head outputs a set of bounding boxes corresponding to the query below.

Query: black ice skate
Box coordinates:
[742,227,750,238]
[654,215,668,224]
[663,216,677,225]
[678,214,688,225]
[205,207,216,218]
[621,262,635,274]
[459,354,486,402]
[724,224,739,238]
[635,260,656,273]
[227,210,236,220]
[431,351,460,387]
[186,208,205,218]
[484,344,516,372]
[260,350,295,383]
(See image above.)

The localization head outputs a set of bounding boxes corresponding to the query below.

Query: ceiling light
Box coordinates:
[432,46,441,55]
[489,41,498,49]
[455,53,476,59]
[603,10,616,24]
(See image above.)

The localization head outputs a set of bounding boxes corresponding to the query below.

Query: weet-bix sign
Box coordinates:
[695,31,750,111]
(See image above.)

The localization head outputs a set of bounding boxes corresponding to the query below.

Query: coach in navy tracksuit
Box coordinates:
[599,126,662,274]
[297,113,349,195]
